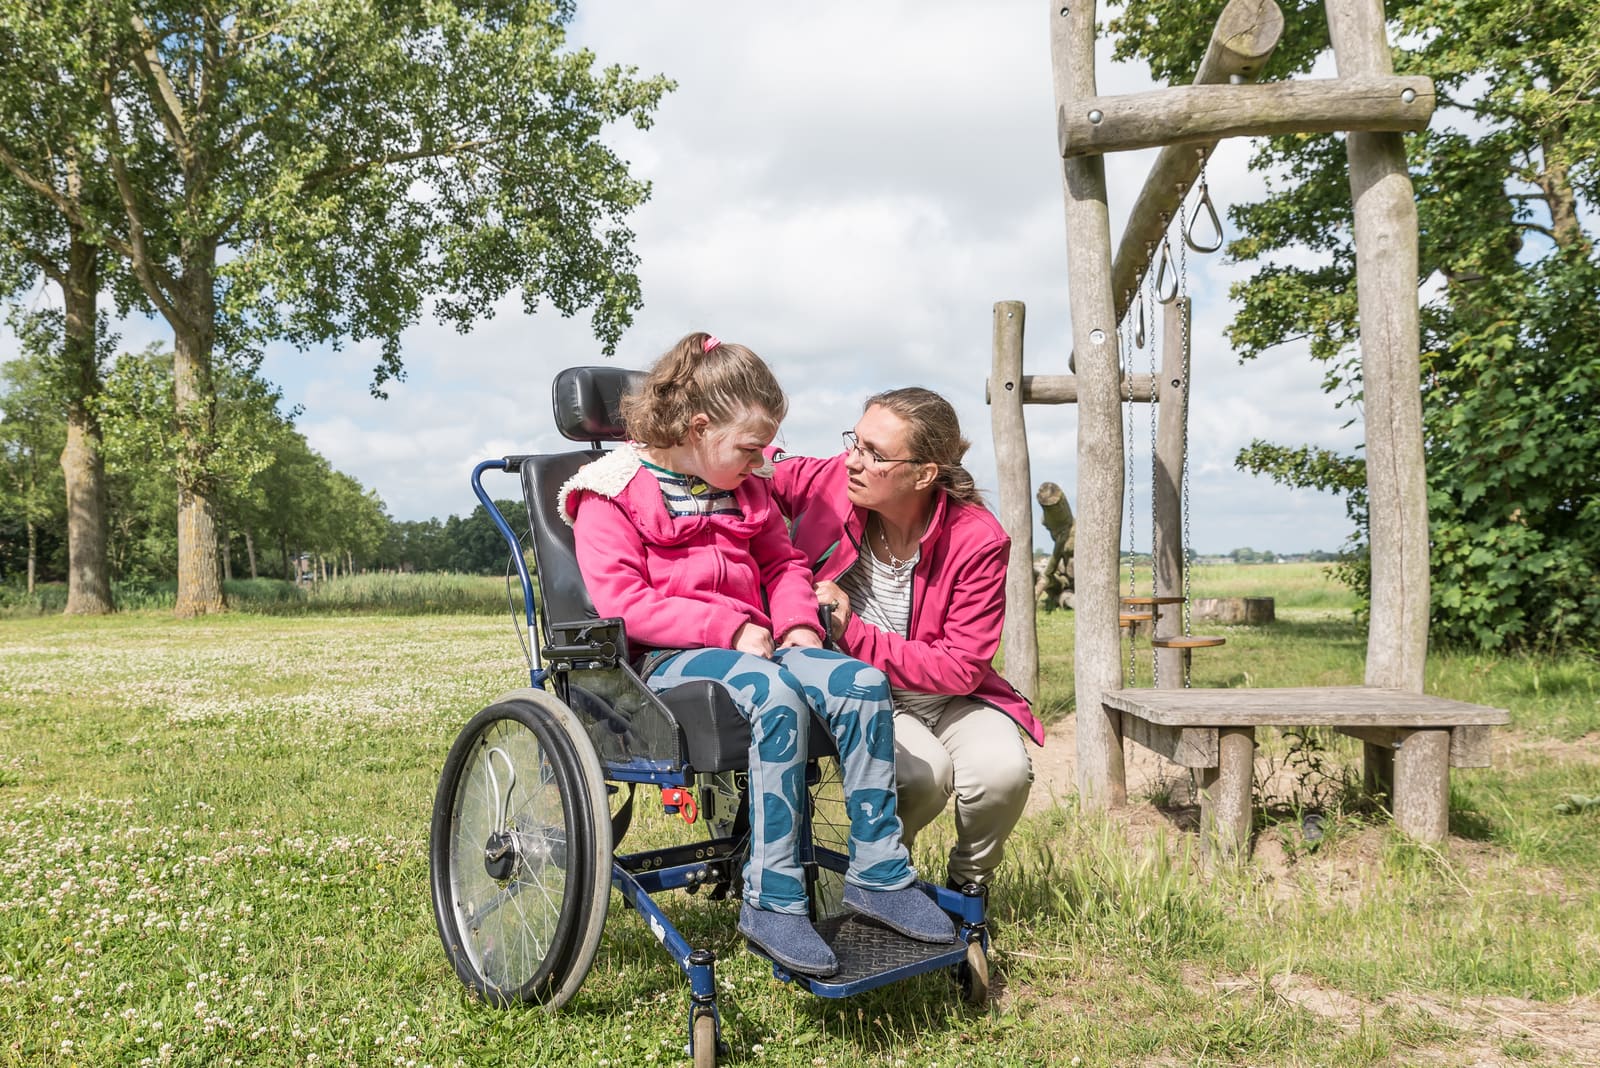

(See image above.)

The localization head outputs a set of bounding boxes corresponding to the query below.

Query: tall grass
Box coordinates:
[0,572,517,617]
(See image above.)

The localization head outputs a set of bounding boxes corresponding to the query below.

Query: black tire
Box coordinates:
[958,940,990,1005]
[430,690,611,1007]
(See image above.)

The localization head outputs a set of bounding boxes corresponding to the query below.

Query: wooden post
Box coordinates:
[990,301,1038,703]
[1327,0,1430,695]
[1391,728,1451,841]
[1200,726,1255,860]
[1053,0,1126,808]
[1152,298,1189,688]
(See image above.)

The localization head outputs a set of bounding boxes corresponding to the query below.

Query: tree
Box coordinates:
[1111,0,1600,649]
[0,7,135,613]
[0,334,66,592]
[0,0,669,616]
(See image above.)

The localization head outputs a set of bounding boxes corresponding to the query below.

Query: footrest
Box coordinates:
[753,914,970,997]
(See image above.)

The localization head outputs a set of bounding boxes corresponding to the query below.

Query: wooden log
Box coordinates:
[990,301,1038,704]
[1010,373,1155,404]
[1190,596,1276,624]
[1327,0,1431,694]
[1059,75,1435,157]
[1200,726,1255,860]
[1391,727,1451,841]
[1054,0,1126,809]
[1036,481,1075,608]
[1077,0,1284,372]
[1153,298,1189,688]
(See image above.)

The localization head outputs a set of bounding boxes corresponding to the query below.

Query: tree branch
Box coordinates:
[302,138,498,188]
[128,12,192,163]
[0,141,85,227]
[98,69,191,335]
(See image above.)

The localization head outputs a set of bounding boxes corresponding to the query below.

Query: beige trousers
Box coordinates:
[893,696,1034,887]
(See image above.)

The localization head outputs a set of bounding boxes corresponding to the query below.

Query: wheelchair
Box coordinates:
[428,366,990,1066]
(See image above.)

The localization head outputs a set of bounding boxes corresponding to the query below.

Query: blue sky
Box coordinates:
[6,1,1365,556]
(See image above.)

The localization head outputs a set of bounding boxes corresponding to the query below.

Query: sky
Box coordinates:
[7,0,1366,556]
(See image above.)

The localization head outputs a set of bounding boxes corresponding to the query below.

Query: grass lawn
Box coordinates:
[2,566,1598,1066]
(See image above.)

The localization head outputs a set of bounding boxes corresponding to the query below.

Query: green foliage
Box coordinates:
[1112,0,1600,650]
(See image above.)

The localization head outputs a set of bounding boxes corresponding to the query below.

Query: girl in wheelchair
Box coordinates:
[559,331,953,977]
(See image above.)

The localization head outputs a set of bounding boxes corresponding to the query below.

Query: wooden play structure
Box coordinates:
[989,0,1508,856]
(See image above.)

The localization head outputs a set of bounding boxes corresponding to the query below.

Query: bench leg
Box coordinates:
[1199,726,1254,861]
[1392,728,1450,842]
[1362,740,1394,803]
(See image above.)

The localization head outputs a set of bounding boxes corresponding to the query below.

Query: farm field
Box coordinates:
[2,565,1598,1066]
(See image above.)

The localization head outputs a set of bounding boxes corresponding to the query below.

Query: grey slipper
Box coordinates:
[843,884,956,944]
[737,903,839,977]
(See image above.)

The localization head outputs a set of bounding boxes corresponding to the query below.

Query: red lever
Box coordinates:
[661,787,698,824]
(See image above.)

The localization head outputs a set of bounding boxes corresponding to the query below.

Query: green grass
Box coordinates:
[2,600,1599,1067]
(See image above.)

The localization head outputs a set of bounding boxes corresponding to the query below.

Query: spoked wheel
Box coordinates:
[957,939,990,1005]
[804,755,851,920]
[430,690,612,1008]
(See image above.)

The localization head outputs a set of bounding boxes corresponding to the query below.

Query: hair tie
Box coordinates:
[702,335,721,353]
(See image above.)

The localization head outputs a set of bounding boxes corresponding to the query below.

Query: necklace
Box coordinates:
[873,517,921,573]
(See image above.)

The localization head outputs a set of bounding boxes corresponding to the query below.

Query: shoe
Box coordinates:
[737,903,839,977]
[842,884,956,944]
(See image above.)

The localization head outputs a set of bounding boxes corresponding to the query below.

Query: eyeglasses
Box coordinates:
[842,430,921,469]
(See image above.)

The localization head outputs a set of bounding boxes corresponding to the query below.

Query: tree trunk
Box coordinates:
[60,235,114,615]
[172,261,226,617]
[26,520,37,596]
[1539,123,1583,252]
[244,530,258,579]
[221,515,234,582]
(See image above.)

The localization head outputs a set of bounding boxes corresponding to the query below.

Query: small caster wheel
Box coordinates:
[957,940,989,1005]
[692,1011,718,1068]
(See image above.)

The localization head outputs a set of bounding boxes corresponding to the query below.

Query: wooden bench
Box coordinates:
[1101,686,1510,858]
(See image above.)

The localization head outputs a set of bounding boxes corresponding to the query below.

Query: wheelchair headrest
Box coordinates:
[552,366,646,442]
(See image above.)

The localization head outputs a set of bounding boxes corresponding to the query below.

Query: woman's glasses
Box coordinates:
[842,430,921,469]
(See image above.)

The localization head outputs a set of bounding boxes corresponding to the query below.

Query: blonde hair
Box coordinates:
[863,387,983,505]
[621,331,788,447]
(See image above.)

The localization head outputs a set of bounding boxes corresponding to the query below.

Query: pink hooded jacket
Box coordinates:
[766,450,1043,746]
[559,446,825,657]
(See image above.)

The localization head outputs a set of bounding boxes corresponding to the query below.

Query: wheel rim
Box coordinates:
[446,715,580,997]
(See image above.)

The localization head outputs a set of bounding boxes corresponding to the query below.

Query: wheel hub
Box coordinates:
[483,831,517,881]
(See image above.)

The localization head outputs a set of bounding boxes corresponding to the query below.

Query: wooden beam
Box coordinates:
[1059,75,1435,157]
[990,301,1038,704]
[1327,0,1431,694]
[1053,0,1126,809]
[999,373,1156,404]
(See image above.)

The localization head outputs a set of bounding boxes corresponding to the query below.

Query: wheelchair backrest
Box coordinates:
[519,366,645,641]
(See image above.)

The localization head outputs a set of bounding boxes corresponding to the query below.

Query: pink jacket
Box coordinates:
[766,450,1043,745]
[560,446,825,656]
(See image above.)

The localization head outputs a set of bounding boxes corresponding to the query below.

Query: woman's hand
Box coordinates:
[779,627,823,649]
[814,580,851,640]
[732,621,776,658]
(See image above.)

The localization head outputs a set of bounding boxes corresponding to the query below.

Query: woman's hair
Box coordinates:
[621,331,788,447]
[863,387,984,505]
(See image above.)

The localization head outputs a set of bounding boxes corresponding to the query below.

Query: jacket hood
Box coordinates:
[559,444,779,545]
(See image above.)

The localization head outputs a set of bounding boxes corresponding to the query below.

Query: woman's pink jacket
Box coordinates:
[560,446,825,657]
[766,450,1043,746]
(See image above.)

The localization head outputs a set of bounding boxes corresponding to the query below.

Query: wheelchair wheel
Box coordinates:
[804,756,850,920]
[430,691,612,1008]
[957,939,990,1005]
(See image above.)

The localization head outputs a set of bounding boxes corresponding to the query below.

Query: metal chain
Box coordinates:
[1146,260,1161,689]
[1122,286,1137,686]
[1179,175,1194,687]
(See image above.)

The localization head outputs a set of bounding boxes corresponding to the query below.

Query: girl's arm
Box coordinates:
[751,505,825,643]
[572,494,752,650]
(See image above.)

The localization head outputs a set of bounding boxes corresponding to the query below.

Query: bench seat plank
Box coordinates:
[1102,686,1508,729]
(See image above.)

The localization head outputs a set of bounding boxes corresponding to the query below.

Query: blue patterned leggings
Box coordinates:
[645,647,915,913]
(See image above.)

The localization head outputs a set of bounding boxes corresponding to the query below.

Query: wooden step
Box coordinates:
[1119,612,1154,625]
[1120,595,1187,606]
[1150,635,1226,649]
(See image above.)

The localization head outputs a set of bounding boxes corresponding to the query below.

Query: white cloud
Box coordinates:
[7,0,1364,555]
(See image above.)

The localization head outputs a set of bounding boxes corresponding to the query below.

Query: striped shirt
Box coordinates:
[641,461,742,518]
[838,542,954,725]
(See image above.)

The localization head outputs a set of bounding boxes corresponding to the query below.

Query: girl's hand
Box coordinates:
[732,621,776,659]
[779,627,823,649]
[814,580,851,640]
